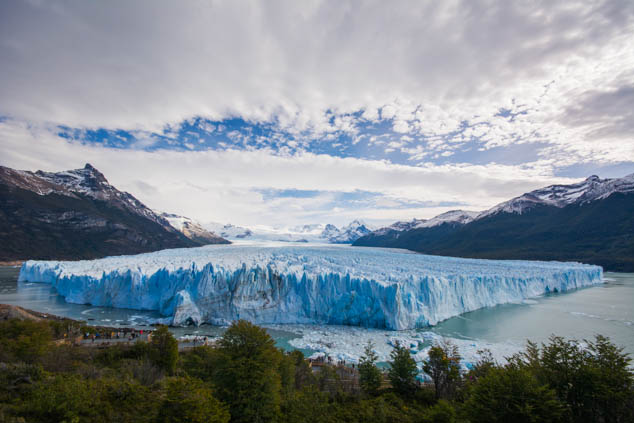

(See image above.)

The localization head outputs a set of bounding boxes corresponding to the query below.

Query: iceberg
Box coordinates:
[18,244,603,330]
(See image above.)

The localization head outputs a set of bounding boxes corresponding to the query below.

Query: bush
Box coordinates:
[158,377,229,423]
[465,366,563,423]
[510,335,634,423]
[0,320,52,363]
[148,325,178,375]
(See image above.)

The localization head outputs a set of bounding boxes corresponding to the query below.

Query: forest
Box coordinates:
[0,316,632,423]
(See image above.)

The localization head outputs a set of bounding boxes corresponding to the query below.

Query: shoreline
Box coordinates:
[0,261,24,267]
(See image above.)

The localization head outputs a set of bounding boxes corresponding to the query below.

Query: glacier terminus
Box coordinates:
[18,244,603,330]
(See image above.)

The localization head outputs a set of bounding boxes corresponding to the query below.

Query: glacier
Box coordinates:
[18,244,603,330]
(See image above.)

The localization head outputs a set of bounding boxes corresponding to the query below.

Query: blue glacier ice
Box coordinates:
[18,244,603,330]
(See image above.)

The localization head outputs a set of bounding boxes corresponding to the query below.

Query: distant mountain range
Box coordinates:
[0,164,229,261]
[5,163,630,270]
[354,174,634,271]
[204,220,374,244]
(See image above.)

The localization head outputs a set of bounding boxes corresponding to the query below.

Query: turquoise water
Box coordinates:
[1,266,632,356]
[429,272,633,354]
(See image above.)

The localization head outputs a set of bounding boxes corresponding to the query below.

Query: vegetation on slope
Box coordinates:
[0,314,632,423]
[355,193,634,272]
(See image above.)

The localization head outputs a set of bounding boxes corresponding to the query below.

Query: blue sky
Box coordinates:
[1,1,633,227]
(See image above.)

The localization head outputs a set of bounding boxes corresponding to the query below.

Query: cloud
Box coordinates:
[0,120,577,226]
[1,1,633,226]
[1,1,633,155]
[562,85,634,139]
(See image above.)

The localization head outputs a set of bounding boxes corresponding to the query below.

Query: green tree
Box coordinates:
[281,385,336,423]
[148,325,178,374]
[181,345,223,382]
[158,377,229,423]
[288,349,314,390]
[425,399,455,423]
[423,341,461,399]
[214,320,282,423]
[586,335,634,423]
[278,352,296,400]
[387,341,418,397]
[0,320,52,363]
[21,374,99,422]
[358,341,382,396]
[510,335,634,423]
[465,366,563,423]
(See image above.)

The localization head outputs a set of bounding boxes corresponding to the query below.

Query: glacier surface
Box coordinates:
[18,244,603,330]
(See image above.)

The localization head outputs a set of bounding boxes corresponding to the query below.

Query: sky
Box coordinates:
[1,0,633,228]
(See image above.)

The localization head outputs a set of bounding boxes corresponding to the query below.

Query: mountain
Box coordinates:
[323,220,375,243]
[477,174,634,218]
[160,213,229,245]
[202,220,374,244]
[0,163,228,261]
[205,222,255,239]
[354,174,634,271]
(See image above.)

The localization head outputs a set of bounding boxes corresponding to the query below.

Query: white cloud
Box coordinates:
[0,0,631,165]
[0,120,577,227]
[1,0,633,227]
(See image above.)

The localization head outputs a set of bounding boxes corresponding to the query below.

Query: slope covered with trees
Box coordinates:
[355,192,634,272]
[1,313,632,422]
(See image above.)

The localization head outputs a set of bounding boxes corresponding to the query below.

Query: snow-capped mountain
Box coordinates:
[354,173,634,271]
[205,222,254,239]
[0,163,210,261]
[325,220,375,244]
[202,220,374,244]
[320,224,341,240]
[367,174,634,237]
[1,163,172,230]
[416,210,480,228]
[369,211,478,237]
[478,174,634,219]
[160,213,229,245]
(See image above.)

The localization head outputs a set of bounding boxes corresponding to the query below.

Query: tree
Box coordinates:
[214,320,282,423]
[288,349,314,390]
[388,341,418,397]
[148,325,178,374]
[465,366,563,423]
[358,341,382,396]
[181,345,223,382]
[425,399,456,423]
[22,374,99,422]
[0,320,52,363]
[423,341,461,399]
[510,335,634,423]
[158,377,229,423]
[278,352,296,400]
[586,335,634,423]
[282,385,336,423]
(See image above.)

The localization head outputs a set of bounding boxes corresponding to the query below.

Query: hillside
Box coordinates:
[354,175,634,271]
[0,164,228,261]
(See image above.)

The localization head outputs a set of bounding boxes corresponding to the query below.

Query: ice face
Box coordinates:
[18,244,603,330]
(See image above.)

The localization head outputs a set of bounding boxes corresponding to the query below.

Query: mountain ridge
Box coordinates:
[354,174,634,271]
[0,163,229,261]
